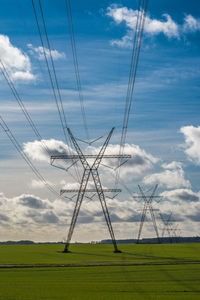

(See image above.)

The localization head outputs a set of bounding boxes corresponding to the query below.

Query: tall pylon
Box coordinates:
[133,184,161,244]
[160,213,179,243]
[50,127,131,253]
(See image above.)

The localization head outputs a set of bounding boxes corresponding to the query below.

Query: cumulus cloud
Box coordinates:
[143,164,190,189]
[18,194,51,209]
[162,161,183,170]
[106,5,179,47]
[183,15,200,32]
[61,180,99,191]
[145,14,179,38]
[0,34,35,81]
[0,213,10,223]
[27,44,66,61]
[161,189,200,202]
[23,139,74,162]
[26,210,59,224]
[180,125,200,165]
[31,179,53,189]
[106,5,200,47]
[1,188,200,240]
[159,189,200,225]
[90,143,158,179]
[23,139,157,180]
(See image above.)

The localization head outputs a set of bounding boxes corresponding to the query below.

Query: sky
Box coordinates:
[0,0,200,242]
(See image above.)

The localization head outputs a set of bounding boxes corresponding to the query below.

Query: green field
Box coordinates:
[0,243,200,299]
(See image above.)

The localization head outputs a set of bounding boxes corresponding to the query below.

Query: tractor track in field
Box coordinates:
[1,260,200,269]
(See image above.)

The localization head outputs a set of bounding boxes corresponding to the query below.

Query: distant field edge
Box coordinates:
[1,260,200,269]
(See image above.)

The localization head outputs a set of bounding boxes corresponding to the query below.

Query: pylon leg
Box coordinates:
[137,202,148,244]
[63,169,90,252]
[91,169,121,253]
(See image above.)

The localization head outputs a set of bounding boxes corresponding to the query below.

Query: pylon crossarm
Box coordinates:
[132,196,161,198]
[138,184,158,204]
[60,188,121,195]
[148,184,158,204]
[51,154,131,160]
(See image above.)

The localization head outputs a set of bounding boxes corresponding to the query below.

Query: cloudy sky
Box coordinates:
[0,0,200,242]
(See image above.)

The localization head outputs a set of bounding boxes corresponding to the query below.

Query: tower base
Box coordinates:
[113,249,122,253]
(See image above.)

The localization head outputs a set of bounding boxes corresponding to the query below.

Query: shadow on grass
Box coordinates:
[56,249,189,264]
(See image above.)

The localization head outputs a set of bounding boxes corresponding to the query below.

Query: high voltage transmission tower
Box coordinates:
[133,184,161,244]
[51,127,131,253]
[160,213,179,243]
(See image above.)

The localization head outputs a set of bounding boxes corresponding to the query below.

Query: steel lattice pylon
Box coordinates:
[135,184,161,244]
[51,127,130,253]
[160,213,179,243]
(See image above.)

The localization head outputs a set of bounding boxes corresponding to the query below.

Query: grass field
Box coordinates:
[0,243,200,299]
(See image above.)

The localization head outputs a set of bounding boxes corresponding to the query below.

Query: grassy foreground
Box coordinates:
[0,243,200,299]
[0,243,200,265]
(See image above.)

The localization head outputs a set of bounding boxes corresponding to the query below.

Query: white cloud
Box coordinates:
[1,187,200,241]
[180,125,200,165]
[90,143,158,179]
[23,139,157,180]
[110,30,133,48]
[143,165,191,189]
[162,161,182,170]
[0,34,35,81]
[31,179,52,189]
[183,15,200,32]
[23,139,74,162]
[106,5,200,47]
[106,5,179,47]
[161,189,200,202]
[61,181,80,190]
[145,14,179,38]
[18,194,51,209]
[27,44,66,61]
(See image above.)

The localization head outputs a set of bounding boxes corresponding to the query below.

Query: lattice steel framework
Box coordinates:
[135,184,161,244]
[160,213,179,243]
[51,127,131,253]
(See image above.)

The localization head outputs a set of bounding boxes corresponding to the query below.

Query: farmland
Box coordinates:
[0,243,200,299]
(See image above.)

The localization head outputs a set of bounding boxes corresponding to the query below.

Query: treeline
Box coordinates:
[100,236,200,244]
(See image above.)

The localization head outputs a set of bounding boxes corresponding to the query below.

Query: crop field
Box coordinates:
[0,243,200,299]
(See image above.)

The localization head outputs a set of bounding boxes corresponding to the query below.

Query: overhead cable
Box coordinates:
[0,116,60,198]
[32,0,68,144]
[65,0,89,140]
[115,0,148,186]
[32,0,81,182]
[0,59,78,183]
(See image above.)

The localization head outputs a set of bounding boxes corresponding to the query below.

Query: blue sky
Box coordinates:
[0,0,200,242]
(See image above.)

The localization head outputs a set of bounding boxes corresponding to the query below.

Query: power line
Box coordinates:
[31,0,81,183]
[0,116,60,198]
[0,59,78,183]
[38,0,82,183]
[122,0,148,145]
[65,0,89,140]
[31,0,68,143]
[0,59,50,154]
[38,0,68,137]
[115,0,148,186]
